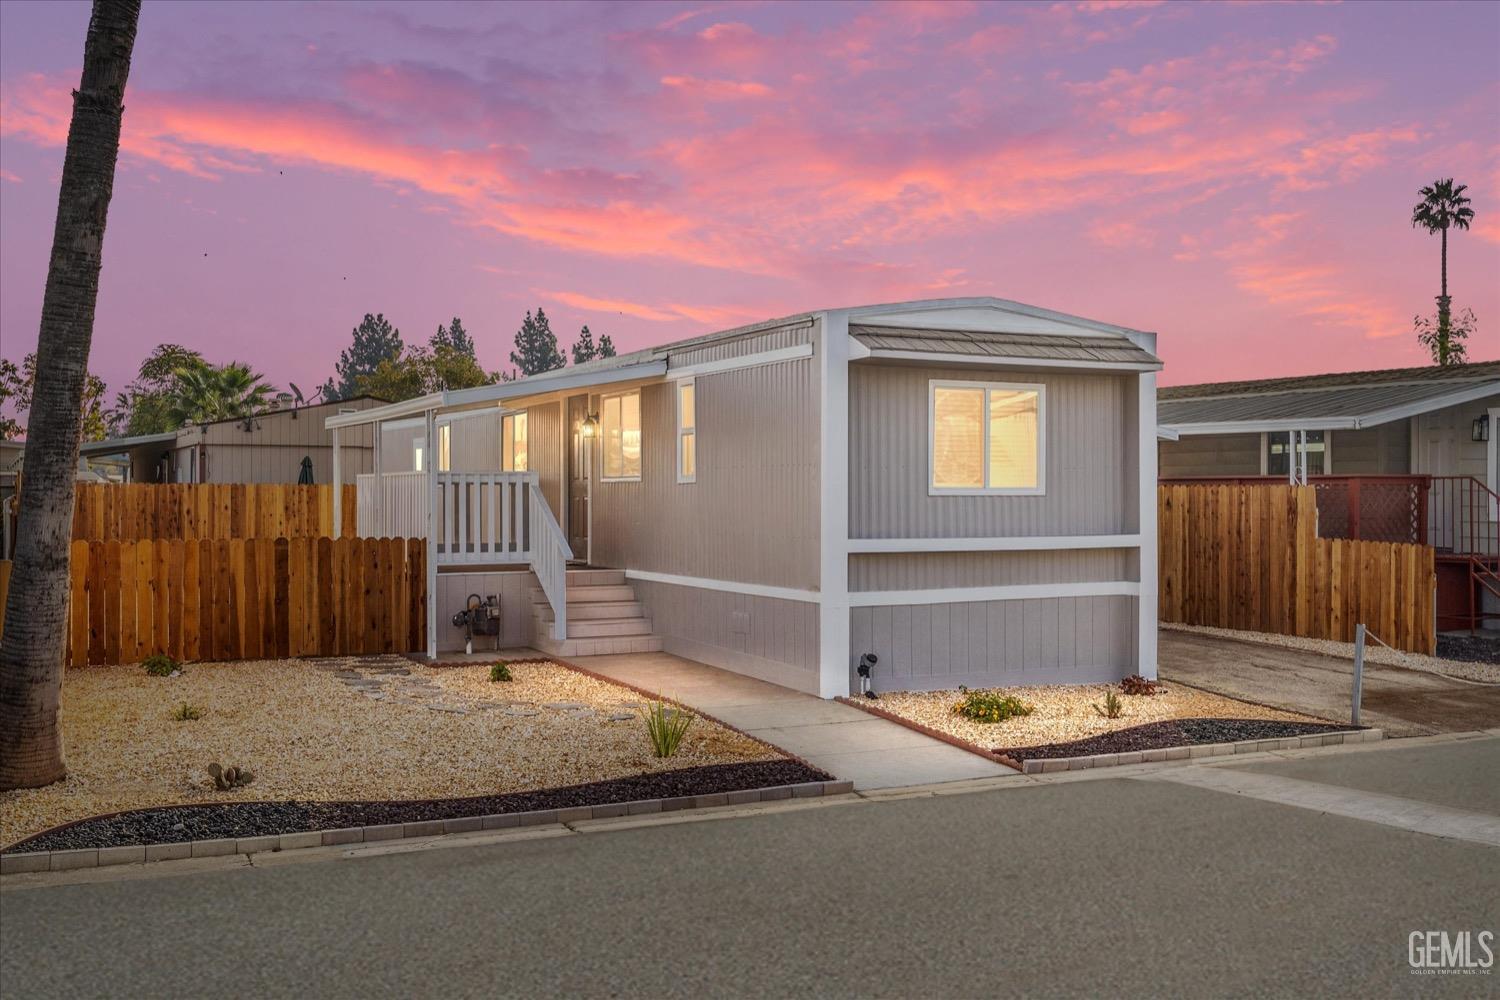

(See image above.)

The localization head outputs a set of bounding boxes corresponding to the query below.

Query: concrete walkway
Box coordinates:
[567,650,1016,789]
[1159,629,1500,737]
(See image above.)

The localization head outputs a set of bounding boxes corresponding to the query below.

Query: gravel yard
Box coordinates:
[0,657,783,849]
[1161,622,1500,684]
[866,681,1323,751]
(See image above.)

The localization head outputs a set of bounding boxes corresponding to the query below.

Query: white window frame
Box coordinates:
[501,411,528,472]
[437,424,451,472]
[927,379,1046,497]
[676,378,696,484]
[600,389,642,483]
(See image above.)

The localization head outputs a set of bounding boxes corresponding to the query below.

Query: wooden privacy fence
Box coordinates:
[1159,483,1435,654]
[0,537,425,665]
[71,483,356,541]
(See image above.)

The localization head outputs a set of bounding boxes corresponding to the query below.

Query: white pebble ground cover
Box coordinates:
[0,658,779,848]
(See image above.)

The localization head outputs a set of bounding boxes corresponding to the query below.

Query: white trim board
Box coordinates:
[847,534,1141,553]
[849,580,1140,607]
[624,569,819,604]
[667,343,813,380]
[865,349,1160,373]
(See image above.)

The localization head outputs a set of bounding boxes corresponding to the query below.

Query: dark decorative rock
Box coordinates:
[996,718,1364,762]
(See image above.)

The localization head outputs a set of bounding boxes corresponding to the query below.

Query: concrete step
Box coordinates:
[566,568,626,586]
[530,584,636,604]
[562,618,654,639]
[533,634,664,657]
[534,600,643,622]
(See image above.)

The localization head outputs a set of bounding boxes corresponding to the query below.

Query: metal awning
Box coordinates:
[1159,376,1500,435]
[77,431,176,456]
[850,324,1162,370]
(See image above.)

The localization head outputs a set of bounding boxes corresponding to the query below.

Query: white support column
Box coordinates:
[1137,371,1159,680]
[424,409,438,659]
[372,419,383,537]
[331,427,342,539]
[817,310,851,699]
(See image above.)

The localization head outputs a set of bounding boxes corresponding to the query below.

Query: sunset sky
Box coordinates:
[1,0,1497,400]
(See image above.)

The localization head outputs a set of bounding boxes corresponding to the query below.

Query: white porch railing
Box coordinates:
[356,471,427,539]
[527,482,572,641]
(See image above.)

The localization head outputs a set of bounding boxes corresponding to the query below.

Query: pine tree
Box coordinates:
[432,316,475,358]
[571,324,597,365]
[597,332,617,358]
[333,313,403,398]
[510,307,566,376]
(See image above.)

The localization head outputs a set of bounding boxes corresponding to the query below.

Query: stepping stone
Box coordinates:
[427,704,469,714]
[606,713,635,722]
[505,707,541,717]
[564,708,594,720]
[544,701,587,710]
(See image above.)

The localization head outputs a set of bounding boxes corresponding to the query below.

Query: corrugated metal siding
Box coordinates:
[850,595,1138,693]
[182,399,377,484]
[445,412,502,471]
[1159,433,1262,477]
[435,570,536,652]
[666,321,814,368]
[591,337,820,589]
[851,325,1159,365]
[1332,421,1410,474]
[632,579,819,693]
[849,364,1134,538]
[526,400,564,523]
[849,549,1134,591]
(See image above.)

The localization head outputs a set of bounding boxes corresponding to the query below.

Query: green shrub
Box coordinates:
[170,702,203,722]
[641,698,695,757]
[952,687,1034,724]
[488,662,513,683]
[1095,690,1123,719]
[1119,674,1162,696]
[142,654,180,677]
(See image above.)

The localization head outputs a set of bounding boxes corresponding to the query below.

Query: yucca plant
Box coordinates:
[170,702,202,722]
[641,698,694,758]
[1095,690,1123,720]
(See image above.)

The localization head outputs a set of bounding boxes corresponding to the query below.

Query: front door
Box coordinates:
[567,394,591,560]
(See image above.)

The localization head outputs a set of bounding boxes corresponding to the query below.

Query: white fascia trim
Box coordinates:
[1169,418,1359,435]
[866,349,1161,372]
[624,569,819,604]
[845,296,1154,342]
[326,393,443,429]
[818,310,852,698]
[850,580,1140,607]
[847,534,1141,553]
[1136,371,1159,681]
[668,343,813,380]
[1156,425,1180,441]
[1353,381,1500,428]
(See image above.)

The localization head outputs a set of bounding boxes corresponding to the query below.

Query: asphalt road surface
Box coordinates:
[3,737,1497,999]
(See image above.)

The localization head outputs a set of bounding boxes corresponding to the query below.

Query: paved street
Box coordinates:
[4,735,1497,999]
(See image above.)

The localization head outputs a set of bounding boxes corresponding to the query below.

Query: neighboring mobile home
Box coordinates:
[332,298,1162,697]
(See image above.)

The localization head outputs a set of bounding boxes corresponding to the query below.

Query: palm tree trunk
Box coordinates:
[1440,226,1448,301]
[0,0,141,791]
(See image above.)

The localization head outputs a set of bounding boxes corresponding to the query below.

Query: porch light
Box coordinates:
[1473,415,1490,443]
[581,413,599,438]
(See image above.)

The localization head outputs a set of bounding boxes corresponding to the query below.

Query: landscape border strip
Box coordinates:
[0,778,855,875]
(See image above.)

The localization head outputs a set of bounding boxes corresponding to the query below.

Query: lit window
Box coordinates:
[602,390,641,480]
[438,424,451,472]
[677,379,696,483]
[502,412,528,472]
[1267,430,1325,476]
[413,442,424,472]
[929,380,1044,495]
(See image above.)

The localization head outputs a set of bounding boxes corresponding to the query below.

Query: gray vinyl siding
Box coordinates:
[850,595,1138,693]
[434,569,537,652]
[525,400,564,522]
[1411,394,1499,479]
[667,320,815,367]
[849,549,1136,591]
[848,363,1137,538]
[1332,421,1409,474]
[445,412,502,472]
[590,321,820,589]
[631,579,820,694]
[1158,432,1262,477]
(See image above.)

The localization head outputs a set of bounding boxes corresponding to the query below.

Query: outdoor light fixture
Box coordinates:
[581,413,599,438]
[1472,415,1490,443]
[857,653,878,699]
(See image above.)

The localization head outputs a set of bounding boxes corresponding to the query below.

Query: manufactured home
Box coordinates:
[1158,361,1500,630]
[330,298,1162,697]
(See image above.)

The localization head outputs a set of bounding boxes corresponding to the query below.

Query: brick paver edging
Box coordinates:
[1012,728,1383,773]
[0,778,855,876]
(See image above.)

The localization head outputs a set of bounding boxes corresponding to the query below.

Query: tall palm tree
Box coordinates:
[0,0,141,790]
[1411,178,1475,364]
[165,362,275,426]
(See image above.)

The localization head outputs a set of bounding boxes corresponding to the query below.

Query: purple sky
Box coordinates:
[1,0,1497,402]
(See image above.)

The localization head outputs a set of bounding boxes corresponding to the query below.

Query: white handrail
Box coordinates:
[528,482,573,641]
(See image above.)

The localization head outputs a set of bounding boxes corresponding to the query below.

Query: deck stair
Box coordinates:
[531,569,663,656]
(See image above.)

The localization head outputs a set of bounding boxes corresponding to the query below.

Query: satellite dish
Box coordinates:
[289,382,306,406]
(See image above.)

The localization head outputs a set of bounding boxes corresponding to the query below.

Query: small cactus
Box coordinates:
[207,761,254,790]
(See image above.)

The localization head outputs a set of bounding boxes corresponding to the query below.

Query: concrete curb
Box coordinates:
[1017,728,1382,774]
[0,779,854,876]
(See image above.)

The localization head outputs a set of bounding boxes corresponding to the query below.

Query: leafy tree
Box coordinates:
[109,343,204,435]
[165,362,276,425]
[431,316,475,358]
[598,332,616,358]
[1414,307,1476,367]
[0,353,110,442]
[571,324,597,365]
[1411,179,1476,366]
[356,330,496,402]
[1,0,141,791]
[332,313,403,398]
[510,307,566,376]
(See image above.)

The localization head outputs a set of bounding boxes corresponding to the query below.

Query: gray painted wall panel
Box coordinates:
[434,569,537,652]
[526,400,564,521]
[849,548,1134,590]
[668,322,814,367]
[850,595,1138,692]
[849,363,1137,539]
[1158,432,1261,477]
[1333,421,1409,474]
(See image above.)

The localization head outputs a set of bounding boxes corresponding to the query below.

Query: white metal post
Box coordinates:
[1299,428,1308,485]
[1137,370,1159,680]
[331,427,342,538]
[425,408,438,659]
[1351,623,1366,726]
[817,310,851,699]
[372,419,383,537]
